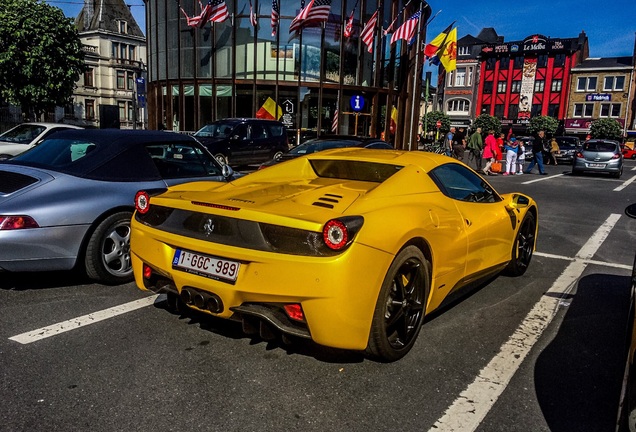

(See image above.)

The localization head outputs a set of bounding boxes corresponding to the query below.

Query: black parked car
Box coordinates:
[554,136,581,164]
[193,118,290,167]
[258,136,393,169]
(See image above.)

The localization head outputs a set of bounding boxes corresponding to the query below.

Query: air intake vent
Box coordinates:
[312,193,343,209]
[0,171,38,194]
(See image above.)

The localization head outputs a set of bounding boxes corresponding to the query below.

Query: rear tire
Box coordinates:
[85,211,134,285]
[366,246,430,362]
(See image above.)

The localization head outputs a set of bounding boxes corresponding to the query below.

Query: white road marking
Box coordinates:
[614,174,636,192]
[8,295,163,345]
[534,251,632,270]
[428,213,622,432]
[521,173,564,184]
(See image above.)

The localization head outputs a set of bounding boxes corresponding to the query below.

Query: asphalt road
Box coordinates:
[1,158,635,432]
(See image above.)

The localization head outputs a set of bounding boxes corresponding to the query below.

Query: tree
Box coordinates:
[0,0,85,121]
[472,114,501,135]
[590,118,622,140]
[421,111,450,140]
[527,116,558,136]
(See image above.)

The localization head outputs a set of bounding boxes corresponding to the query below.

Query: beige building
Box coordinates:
[565,56,636,137]
[71,0,147,129]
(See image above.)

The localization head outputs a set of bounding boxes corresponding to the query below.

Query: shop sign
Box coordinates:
[586,93,611,102]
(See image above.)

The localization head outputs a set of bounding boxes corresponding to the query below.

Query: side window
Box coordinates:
[428,163,501,203]
[251,124,268,140]
[234,124,248,140]
[268,124,284,137]
[147,143,222,178]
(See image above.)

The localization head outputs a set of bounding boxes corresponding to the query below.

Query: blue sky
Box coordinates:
[51,0,634,58]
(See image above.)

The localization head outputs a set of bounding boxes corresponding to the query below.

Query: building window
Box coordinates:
[112,42,118,59]
[86,99,95,120]
[551,79,562,92]
[64,101,74,118]
[534,80,545,92]
[574,103,594,117]
[494,104,504,117]
[118,101,126,120]
[84,68,94,87]
[508,104,518,119]
[577,76,597,91]
[513,56,524,69]
[127,101,134,121]
[458,46,469,56]
[447,70,455,87]
[500,57,510,70]
[548,104,559,118]
[554,54,566,67]
[127,71,135,90]
[485,58,496,70]
[483,81,493,94]
[604,76,625,91]
[531,104,542,117]
[128,45,136,61]
[497,81,507,93]
[511,80,522,93]
[454,67,466,86]
[118,20,127,34]
[447,99,470,113]
[481,104,491,115]
[467,66,473,87]
[117,70,125,89]
[537,55,548,68]
[600,103,621,117]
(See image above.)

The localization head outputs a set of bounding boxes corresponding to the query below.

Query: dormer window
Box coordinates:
[118,20,128,34]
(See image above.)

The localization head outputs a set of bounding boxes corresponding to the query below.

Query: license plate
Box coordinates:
[172,249,240,283]
[588,163,604,168]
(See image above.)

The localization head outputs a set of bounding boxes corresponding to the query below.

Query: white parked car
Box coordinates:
[0,122,83,159]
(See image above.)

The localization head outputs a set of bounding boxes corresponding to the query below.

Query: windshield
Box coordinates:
[0,124,46,144]
[194,122,236,138]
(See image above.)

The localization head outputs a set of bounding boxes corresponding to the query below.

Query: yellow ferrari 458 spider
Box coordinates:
[131,148,538,362]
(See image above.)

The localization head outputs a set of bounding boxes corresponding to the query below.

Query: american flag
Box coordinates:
[390,10,421,45]
[271,0,279,36]
[360,9,378,53]
[209,0,229,23]
[343,9,354,38]
[179,0,212,28]
[249,0,258,27]
[289,0,332,33]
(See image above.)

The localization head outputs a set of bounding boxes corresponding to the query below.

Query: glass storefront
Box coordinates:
[146,0,427,147]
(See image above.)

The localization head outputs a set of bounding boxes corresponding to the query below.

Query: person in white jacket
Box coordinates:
[502,137,518,176]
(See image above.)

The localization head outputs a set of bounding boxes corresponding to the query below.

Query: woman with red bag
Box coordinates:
[482,130,500,176]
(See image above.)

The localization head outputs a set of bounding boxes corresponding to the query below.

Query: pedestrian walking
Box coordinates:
[502,137,518,176]
[482,130,499,176]
[524,130,548,175]
[546,137,559,165]
[452,127,466,160]
[444,127,455,157]
[467,127,483,170]
[516,141,526,174]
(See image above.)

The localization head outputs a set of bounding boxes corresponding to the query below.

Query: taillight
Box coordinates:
[135,191,150,214]
[322,216,364,251]
[575,152,584,158]
[612,153,621,159]
[284,304,305,322]
[0,216,39,230]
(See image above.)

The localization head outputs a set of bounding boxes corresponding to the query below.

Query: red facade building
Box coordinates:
[476,32,589,134]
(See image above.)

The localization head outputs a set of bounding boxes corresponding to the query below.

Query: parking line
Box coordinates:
[428,213,622,432]
[522,173,564,184]
[614,174,636,192]
[8,295,162,345]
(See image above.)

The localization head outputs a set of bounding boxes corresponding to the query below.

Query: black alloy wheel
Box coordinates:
[505,212,536,276]
[366,245,430,362]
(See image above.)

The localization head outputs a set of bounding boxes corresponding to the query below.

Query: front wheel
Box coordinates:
[505,212,536,276]
[84,211,134,285]
[366,246,430,362]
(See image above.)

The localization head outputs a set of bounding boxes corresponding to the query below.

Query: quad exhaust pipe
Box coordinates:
[180,287,223,313]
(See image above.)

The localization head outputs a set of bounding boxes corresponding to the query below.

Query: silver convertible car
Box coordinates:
[0,129,236,284]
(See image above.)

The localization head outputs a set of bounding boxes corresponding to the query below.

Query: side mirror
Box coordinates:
[626,204,636,219]
[222,164,234,179]
[506,193,530,210]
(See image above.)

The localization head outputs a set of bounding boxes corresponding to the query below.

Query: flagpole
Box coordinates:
[407,8,423,151]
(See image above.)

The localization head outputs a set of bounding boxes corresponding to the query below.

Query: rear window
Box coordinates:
[584,141,618,152]
[310,160,402,182]
[267,124,285,137]
[0,124,46,144]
